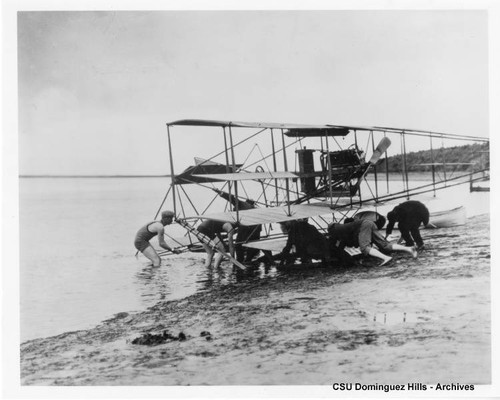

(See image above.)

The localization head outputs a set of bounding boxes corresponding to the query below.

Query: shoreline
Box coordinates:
[20,214,491,386]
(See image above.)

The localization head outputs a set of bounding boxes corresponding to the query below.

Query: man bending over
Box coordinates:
[134,210,180,267]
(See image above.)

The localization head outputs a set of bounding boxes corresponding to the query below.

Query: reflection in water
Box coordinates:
[134,256,280,308]
[134,257,207,306]
[196,260,241,289]
[198,260,278,288]
[135,266,171,302]
[371,312,421,325]
[233,262,278,282]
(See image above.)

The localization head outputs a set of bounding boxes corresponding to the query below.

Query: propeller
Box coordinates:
[351,137,392,194]
[368,137,392,165]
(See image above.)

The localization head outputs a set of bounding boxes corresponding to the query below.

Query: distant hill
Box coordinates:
[376,142,489,173]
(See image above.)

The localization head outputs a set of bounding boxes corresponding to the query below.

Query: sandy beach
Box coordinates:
[20,214,490,386]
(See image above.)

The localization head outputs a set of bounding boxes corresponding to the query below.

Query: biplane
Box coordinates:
[150,119,489,269]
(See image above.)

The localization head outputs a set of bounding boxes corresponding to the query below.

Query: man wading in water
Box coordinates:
[196,219,236,268]
[134,210,180,267]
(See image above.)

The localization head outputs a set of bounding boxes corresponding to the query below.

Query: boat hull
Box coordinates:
[426,205,466,228]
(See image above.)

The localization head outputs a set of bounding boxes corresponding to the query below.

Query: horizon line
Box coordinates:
[19,175,172,178]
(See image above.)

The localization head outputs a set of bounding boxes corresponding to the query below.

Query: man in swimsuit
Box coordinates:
[211,189,263,263]
[134,210,180,267]
[329,219,417,266]
[386,200,430,250]
[197,219,236,268]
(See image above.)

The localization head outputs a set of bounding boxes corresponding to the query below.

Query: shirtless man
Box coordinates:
[197,219,236,268]
[134,210,180,267]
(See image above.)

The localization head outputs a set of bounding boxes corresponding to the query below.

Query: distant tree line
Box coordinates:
[375,142,489,173]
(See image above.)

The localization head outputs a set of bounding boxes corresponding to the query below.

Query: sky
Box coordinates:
[10,7,492,175]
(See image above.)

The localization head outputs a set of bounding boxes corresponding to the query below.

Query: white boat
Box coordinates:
[426,205,466,228]
[470,179,490,192]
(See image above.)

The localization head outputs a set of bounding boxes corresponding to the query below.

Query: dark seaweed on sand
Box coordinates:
[132,331,186,345]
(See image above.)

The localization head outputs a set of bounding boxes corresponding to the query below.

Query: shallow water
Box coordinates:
[19,176,489,342]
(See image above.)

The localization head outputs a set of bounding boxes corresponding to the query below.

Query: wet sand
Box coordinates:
[20,215,490,385]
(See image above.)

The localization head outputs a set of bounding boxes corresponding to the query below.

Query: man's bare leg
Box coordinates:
[213,239,226,268]
[392,243,418,258]
[213,253,224,268]
[201,243,214,267]
[142,246,162,267]
[368,247,392,265]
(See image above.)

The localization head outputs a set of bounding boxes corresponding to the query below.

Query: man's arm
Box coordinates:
[278,226,298,265]
[385,211,398,237]
[154,224,180,254]
[385,219,395,237]
[421,208,430,227]
[281,235,293,256]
